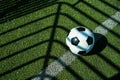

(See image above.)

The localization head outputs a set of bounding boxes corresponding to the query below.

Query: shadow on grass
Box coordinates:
[81,0,120,24]
[88,33,108,55]
[0,0,57,23]
[0,3,83,79]
[27,53,83,80]
[87,33,120,76]
[99,0,120,11]
[76,33,108,79]
[108,73,120,80]
[0,0,120,80]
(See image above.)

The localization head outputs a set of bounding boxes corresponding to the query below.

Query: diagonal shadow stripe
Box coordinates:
[97,53,120,71]
[72,0,83,6]
[0,12,87,49]
[28,8,107,80]
[28,54,83,80]
[0,25,52,47]
[99,0,120,11]
[0,13,55,36]
[58,2,120,39]
[25,2,84,79]
[0,0,57,23]
[0,55,58,77]
[30,4,120,79]
[0,39,70,77]
[0,2,120,37]
[30,2,120,80]
[0,26,51,62]
[0,25,69,62]
[60,12,86,27]
[1,2,119,38]
[108,72,120,80]
[0,1,120,80]
[77,56,107,79]
[82,0,120,24]
[107,43,120,54]
[40,4,61,80]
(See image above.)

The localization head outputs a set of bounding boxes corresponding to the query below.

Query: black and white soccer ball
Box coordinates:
[66,26,95,55]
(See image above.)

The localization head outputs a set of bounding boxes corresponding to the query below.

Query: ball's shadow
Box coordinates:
[88,33,108,55]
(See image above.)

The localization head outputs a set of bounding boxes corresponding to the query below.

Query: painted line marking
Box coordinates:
[31,11,120,80]
[94,11,120,35]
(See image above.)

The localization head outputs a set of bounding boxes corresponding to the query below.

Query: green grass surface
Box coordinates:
[57,25,120,80]
[0,0,120,80]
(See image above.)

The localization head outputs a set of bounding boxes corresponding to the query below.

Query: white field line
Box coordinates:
[31,11,120,80]
[94,11,120,35]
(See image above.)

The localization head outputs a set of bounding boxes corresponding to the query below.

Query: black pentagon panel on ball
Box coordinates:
[77,27,85,31]
[71,37,80,46]
[78,51,86,55]
[87,36,93,45]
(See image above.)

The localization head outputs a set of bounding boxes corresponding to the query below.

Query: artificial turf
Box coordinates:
[0,0,120,80]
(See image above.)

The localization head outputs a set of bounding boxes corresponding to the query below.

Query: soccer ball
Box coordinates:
[66,26,95,55]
